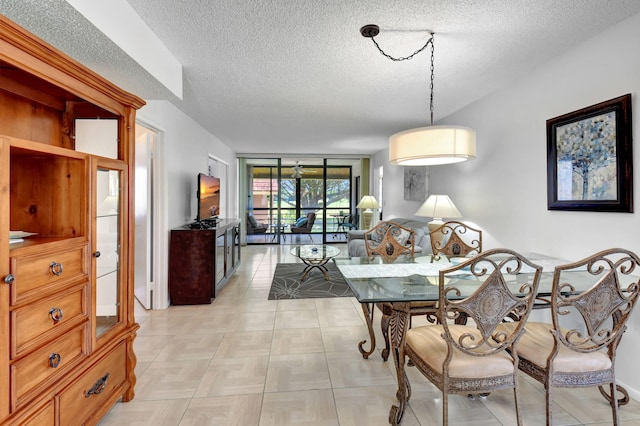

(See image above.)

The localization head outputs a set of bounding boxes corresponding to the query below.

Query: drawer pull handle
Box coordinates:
[85,373,110,398]
[48,353,61,368]
[49,307,64,323]
[3,274,14,284]
[49,262,64,276]
[93,251,101,258]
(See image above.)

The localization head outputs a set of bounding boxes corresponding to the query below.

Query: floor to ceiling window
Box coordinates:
[323,164,353,241]
[243,158,358,244]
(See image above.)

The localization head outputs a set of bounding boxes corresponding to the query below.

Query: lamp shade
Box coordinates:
[389,125,476,166]
[415,194,461,219]
[356,195,380,209]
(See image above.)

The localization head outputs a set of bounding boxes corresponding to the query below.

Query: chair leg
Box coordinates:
[546,383,553,426]
[610,382,620,426]
[513,379,523,426]
[442,391,449,426]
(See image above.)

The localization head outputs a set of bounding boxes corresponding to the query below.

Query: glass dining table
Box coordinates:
[333,253,636,425]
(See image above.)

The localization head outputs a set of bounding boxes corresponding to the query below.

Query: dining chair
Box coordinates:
[364,220,415,261]
[498,248,640,426]
[357,221,421,360]
[430,220,482,258]
[403,249,542,426]
[427,221,483,326]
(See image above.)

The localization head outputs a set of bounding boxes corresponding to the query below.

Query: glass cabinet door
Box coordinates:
[94,163,125,338]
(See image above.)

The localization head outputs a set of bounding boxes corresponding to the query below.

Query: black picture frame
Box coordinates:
[547,94,633,212]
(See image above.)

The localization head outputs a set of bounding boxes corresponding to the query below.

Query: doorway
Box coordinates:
[134,123,158,309]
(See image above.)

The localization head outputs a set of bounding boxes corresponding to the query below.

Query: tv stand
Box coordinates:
[169,219,241,304]
[187,220,217,230]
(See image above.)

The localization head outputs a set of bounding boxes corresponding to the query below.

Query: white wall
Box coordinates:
[375,12,640,399]
[373,155,428,220]
[433,14,640,258]
[136,100,237,309]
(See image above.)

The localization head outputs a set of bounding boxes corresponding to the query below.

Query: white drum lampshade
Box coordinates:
[389,125,476,166]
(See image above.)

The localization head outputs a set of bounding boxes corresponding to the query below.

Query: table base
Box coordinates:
[300,257,332,281]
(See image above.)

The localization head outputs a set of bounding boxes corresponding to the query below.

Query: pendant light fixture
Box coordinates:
[360,24,476,166]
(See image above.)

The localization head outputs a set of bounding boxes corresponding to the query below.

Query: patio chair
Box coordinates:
[246,213,267,235]
[336,213,357,233]
[290,212,316,242]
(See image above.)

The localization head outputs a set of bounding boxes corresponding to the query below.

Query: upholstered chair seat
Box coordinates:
[497,322,612,373]
[407,325,515,378]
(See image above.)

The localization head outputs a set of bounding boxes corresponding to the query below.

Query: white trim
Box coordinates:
[65,0,183,98]
[135,118,169,310]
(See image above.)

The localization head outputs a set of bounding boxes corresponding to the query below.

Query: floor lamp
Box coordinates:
[357,195,379,229]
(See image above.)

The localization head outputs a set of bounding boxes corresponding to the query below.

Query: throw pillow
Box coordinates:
[395,229,411,246]
[295,217,308,227]
[248,214,258,228]
[370,226,410,245]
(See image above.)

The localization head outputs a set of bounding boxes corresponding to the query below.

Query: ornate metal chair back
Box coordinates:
[364,221,415,263]
[550,248,640,356]
[439,249,542,356]
[430,220,482,257]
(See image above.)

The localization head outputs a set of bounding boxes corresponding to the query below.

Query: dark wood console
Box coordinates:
[169,219,241,305]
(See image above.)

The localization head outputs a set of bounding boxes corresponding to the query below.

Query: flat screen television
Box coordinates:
[197,173,220,222]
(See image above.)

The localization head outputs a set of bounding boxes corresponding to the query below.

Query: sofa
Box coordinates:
[347,218,433,257]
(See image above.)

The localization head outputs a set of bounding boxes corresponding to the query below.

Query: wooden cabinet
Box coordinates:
[0,15,143,425]
[169,220,241,305]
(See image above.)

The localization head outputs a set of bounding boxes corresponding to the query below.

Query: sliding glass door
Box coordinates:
[323,162,352,243]
[242,157,358,244]
[246,159,281,244]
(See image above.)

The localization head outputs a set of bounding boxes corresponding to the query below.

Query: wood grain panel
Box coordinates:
[0,91,62,145]
[10,152,86,238]
[11,284,88,358]
[58,342,127,426]
[11,325,86,409]
[9,242,88,305]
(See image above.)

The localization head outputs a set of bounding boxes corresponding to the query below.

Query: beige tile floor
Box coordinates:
[100,244,640,425]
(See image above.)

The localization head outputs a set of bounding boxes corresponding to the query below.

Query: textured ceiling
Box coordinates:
[3,1,640,157]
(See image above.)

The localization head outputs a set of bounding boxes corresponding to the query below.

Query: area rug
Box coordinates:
[268,262,354,300]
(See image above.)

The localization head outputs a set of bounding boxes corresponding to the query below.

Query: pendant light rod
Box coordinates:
[360,23,476,166]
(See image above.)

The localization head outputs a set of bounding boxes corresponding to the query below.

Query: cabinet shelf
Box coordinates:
[8,236,87,253]
[96,213,119,218]
[96,268,118,280]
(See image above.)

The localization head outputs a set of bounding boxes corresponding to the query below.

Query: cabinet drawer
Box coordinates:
[7,400,54,426]
[11,285,88,358]
[58,342,127,426]
[11,325,87,408]
[10,244,88,305]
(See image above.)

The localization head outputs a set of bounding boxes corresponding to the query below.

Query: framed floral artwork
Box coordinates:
[547,94,633,212]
